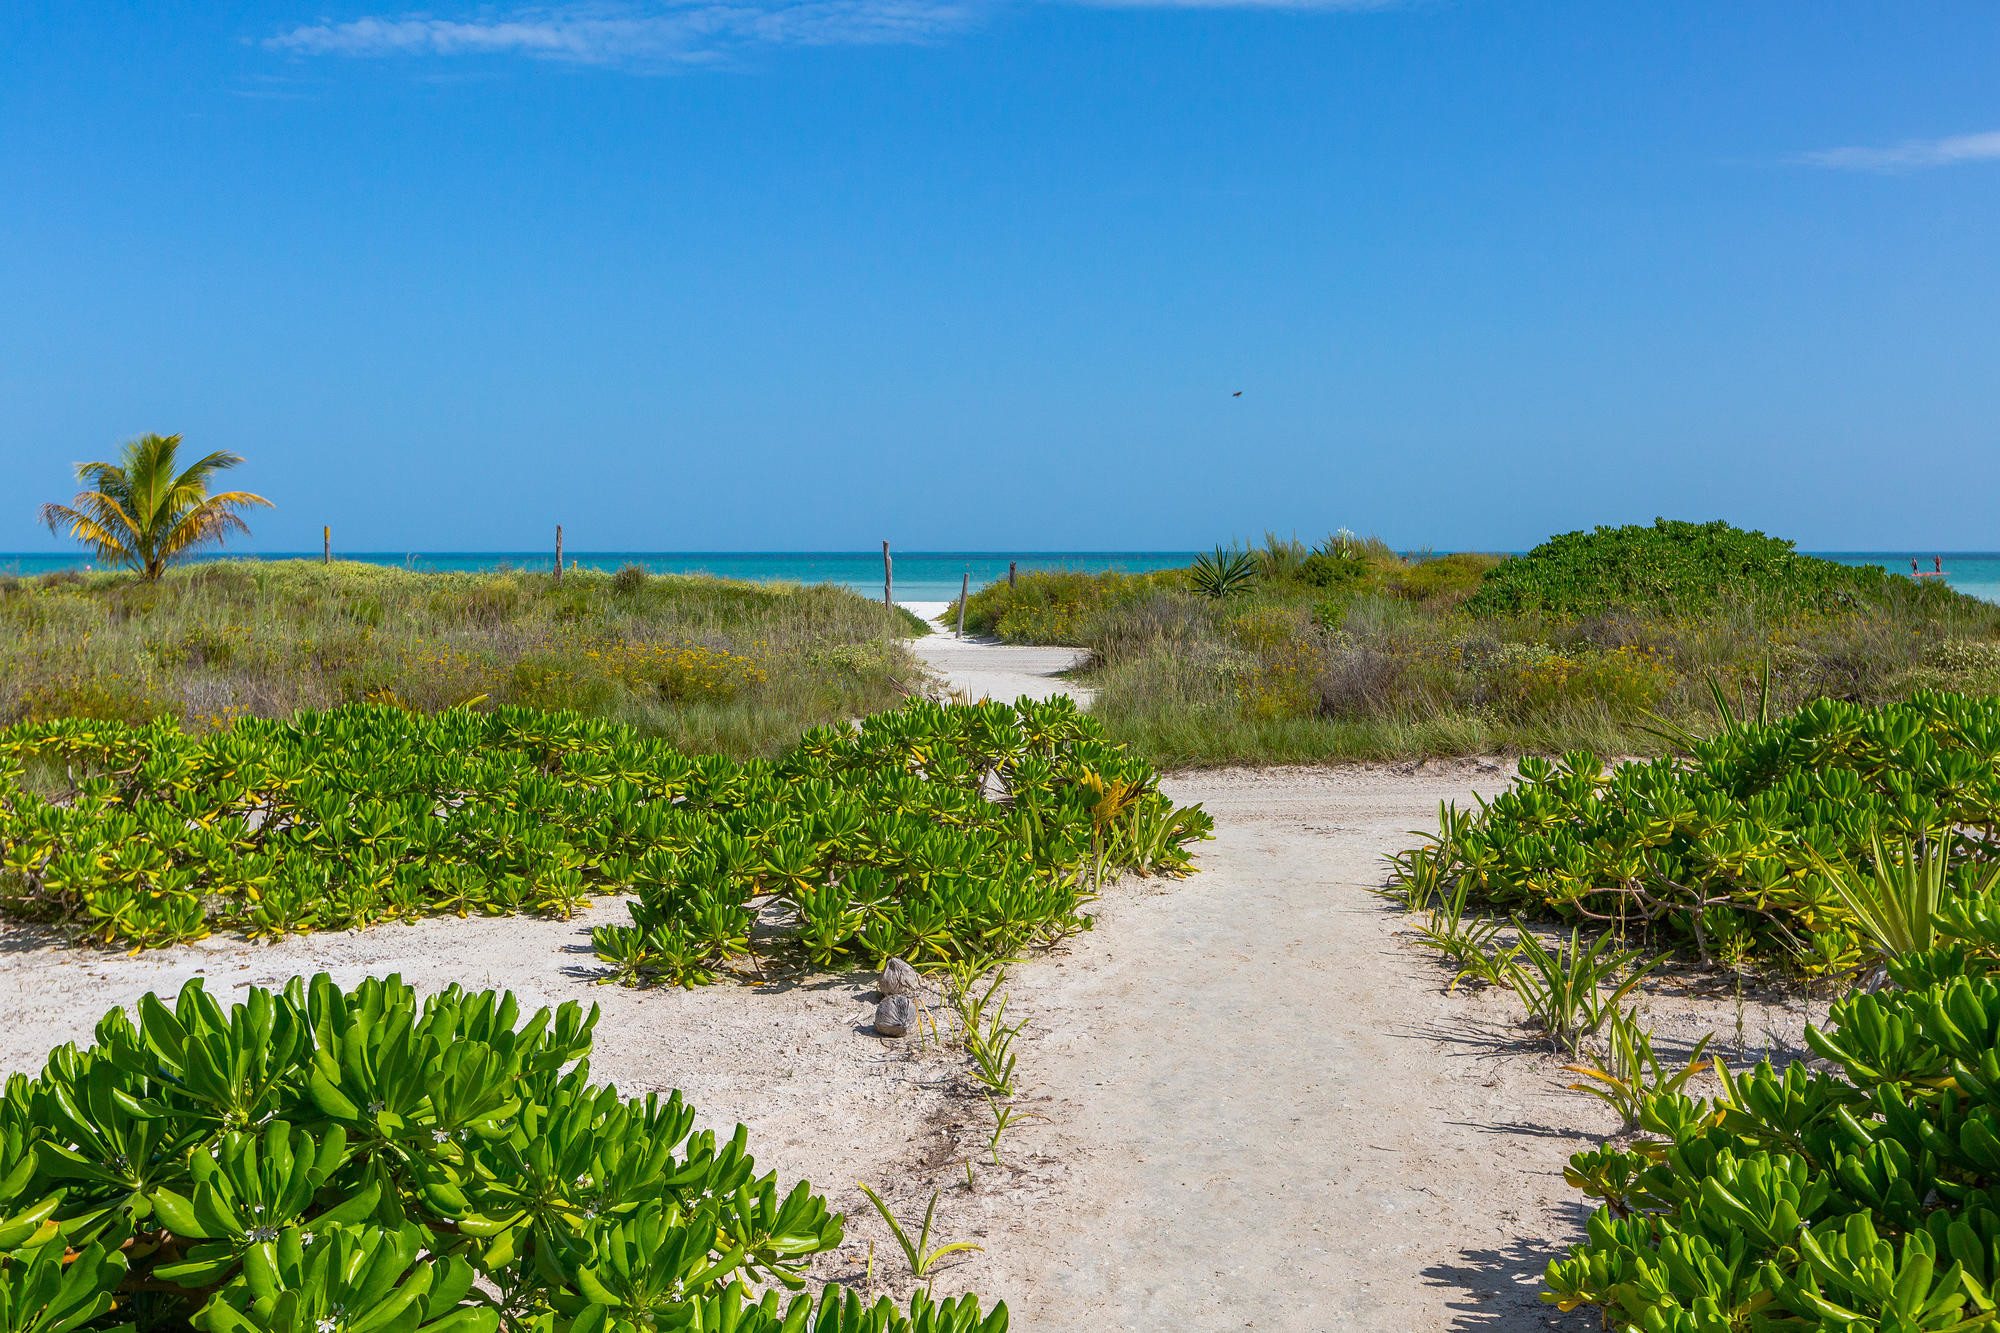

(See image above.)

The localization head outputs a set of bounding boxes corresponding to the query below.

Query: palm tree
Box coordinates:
[39,434,273,579]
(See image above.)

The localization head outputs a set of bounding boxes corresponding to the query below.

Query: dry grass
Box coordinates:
[0,560,927,756]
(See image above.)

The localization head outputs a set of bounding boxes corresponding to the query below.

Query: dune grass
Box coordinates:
[0,560,928,756]
[952,527,2000,766]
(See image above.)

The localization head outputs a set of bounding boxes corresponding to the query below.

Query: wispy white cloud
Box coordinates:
[267,2,978,66]
[267,0,1383,67]
[1801,129,2000,172]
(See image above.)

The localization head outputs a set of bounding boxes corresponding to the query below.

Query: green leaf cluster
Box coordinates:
[1394,691,2000,969]
[0,698,1210,963]
[592,696,1213,985]
[1545,943,2000,1331]
[1466,518,1960,619]
[0,973,1006,1333]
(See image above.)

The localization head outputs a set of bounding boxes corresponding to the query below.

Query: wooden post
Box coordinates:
[1008,561,1017,587]
[323,527,330,564]
[555,525,564,582]
[957,571,969,638]
[882,541,893,606]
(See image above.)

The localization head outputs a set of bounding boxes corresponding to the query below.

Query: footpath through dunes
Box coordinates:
[896,631,1598,1328]
[899,600,1094,706]
[970,763,1611,1331]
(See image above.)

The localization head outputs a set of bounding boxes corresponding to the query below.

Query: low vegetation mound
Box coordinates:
[0,698,1210,967]
[951,527,2000,767]
[1550,936,2000,1329]
[1395,691,2000,975]
[0,561,925,756]
[1466,518,1930,618]
[0,972,1006,1333]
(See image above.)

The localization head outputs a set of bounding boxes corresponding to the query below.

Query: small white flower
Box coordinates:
[432,1130,449,1144]
[246,1224,279,1244]
[367,1101,385,1115]
[317,1318,338,1333]
[300,1230,316,1246]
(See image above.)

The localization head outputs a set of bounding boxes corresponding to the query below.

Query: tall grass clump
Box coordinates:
[0,560,927,756]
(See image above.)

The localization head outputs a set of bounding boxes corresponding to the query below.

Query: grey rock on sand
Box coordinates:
[878,956,921,997]
[873,993,918,1037]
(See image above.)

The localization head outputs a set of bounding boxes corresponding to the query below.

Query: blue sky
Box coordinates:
[5,3,1998,553]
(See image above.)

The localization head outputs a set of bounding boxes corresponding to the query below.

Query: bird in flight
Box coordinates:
[1232,391,1242,397]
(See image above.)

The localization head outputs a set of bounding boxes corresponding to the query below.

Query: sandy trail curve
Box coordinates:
[899,601,1093,706]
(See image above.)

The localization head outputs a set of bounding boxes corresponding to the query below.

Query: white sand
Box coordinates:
[898,602,1094,706]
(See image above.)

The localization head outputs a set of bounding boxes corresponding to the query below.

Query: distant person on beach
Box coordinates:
[1913,559,1921,575]
[1936,557,1943,573]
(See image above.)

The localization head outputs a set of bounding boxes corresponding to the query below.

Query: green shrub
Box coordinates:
[0,698,1211,964]
[1393,691,2000,972]
[1546,937,2000,1330]
[1466,518,1957,619]
[0,972,1007,1333]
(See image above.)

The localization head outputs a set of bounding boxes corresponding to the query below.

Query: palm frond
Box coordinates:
[38,434,271,578]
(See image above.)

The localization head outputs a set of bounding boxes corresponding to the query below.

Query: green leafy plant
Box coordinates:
[1467,518,1923,619]
[1395,692,2000,970]
[1811,837,2000,984]
[1504,925,1658,1054]
[854,1185,982,1285]
[1562,1006,1713,1129]
[1541,941,2000,1331]
[1187,548,1257,600]
[0,973,1010,1333]
[1408,878,1515,991]
[0,697,1209,971]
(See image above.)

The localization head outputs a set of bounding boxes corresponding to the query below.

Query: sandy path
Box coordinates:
[956,763,1607,1331]
[899,601,1093,706]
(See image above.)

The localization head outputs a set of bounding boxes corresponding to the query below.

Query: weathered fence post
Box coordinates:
[957,571,969,638]
[1008,561,1017,587]
[323,526,330,565]
[882,541,893,606]
[555,525,564,582]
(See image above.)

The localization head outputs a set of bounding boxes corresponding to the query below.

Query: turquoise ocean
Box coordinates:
[2,550,1997,605]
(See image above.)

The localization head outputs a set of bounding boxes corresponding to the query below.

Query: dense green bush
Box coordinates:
[0,699,1209,970]
[1466,519,1945,619]
[1394,692,2000,973]
[1547,931,2000,1331]
[0,973,1007,1333]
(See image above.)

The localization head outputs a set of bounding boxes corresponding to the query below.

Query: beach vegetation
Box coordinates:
[1187,547,1257,600]
[1391,691,2000,975]
[37,434,272,580]
[1543,941,2000,1331]
[0,696,1208,960]
[0,971,1009,1333]
[0,561,925,757]
[950,521,2000,766]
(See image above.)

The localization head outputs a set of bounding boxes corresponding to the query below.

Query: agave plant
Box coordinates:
[1187,547,1257,599]
[38,433,273,579]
